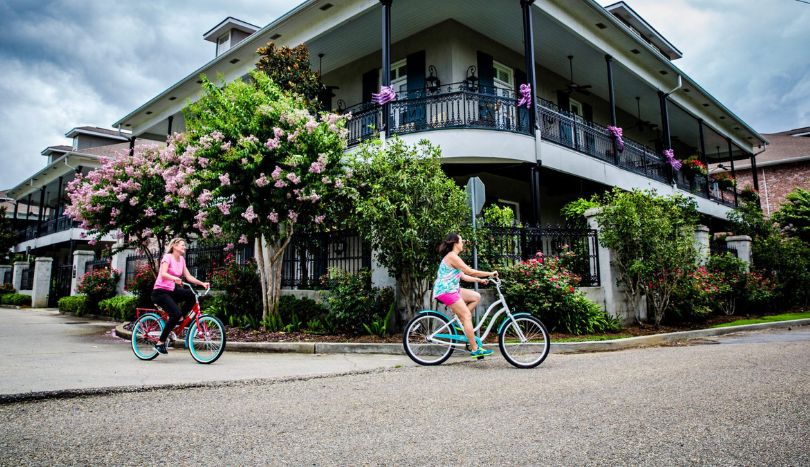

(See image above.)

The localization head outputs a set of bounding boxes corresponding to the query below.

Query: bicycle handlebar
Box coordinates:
[182,282,211,297]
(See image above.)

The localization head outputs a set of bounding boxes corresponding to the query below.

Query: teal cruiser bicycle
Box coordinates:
[403,277,550,369]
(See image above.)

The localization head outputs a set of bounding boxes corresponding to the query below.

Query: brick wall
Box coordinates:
[734,161,810,216]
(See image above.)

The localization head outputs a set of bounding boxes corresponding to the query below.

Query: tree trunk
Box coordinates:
[256,231,292,322]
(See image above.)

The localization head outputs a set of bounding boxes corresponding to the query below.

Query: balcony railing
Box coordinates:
[341,87,739,208]
[17,215,79,242]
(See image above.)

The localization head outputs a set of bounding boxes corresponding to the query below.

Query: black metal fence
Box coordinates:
[84,258,111,274]
[2,270,11,284]
[20,265,34,290]
[710,238,738,257]
[282,231,371,289]
[477,226,600,286]
[50,264,73,306]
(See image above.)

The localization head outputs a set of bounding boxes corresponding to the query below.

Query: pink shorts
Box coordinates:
[435,291,461,306]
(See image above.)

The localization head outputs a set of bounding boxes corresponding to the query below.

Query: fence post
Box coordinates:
[725,235,752,272]
[0,265,11,284]
[111,248,135,295]
[12,261,27,292]
[71,250,96,295]
[693,225,710,265]
[32,257,53,307]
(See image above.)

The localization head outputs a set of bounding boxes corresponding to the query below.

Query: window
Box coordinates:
[216,32,231,56]
[493,61,514,96]
[381,59,408,93]
[72,137,78,150]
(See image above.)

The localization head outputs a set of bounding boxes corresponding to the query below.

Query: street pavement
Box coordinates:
[1,307,809,465]
[0,308,414,398]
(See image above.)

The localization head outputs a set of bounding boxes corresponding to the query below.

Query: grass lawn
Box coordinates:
[710,311,810,328]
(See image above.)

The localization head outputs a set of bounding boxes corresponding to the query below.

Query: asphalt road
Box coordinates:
[1,319,808,465]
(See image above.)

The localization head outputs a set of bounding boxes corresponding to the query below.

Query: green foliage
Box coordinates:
[125,263,156,307]
[501,252,619,334]
[0,207,16,261]
[98,295,138,321]
[0,283,15,294]
[77,269,121,313]
[58,295,88,315]
[348,137,469,316]
[324,268,394,334]
[772,187,810,243]
[482,205,517,228]
[255,42,327,113]
[560,196,600,227]
[593,188,698,325]
[210,254,263,321]
[1,293,32,306]
[363,303,395,337]
[278,294,328,327]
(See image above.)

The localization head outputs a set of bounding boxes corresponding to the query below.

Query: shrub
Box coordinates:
[1,293,32,306]
[501,252,619,334]
[323,268,394,334]
[743,271,776,311]
[210,254,262,322]
[125,263,156,307]
[58,295,88,315]
[278,295,329,331]
[98,295,138,321]
[77,268,121,313]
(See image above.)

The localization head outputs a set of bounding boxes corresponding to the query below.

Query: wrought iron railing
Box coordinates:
[17,215,79,241]
[282,231,371,289]
[20,265,34,290]
[475,225,600,286]
[85,258,111,274]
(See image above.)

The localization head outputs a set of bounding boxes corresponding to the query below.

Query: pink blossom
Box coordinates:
[288,210,298,223]
[144,207,156,217]
[286,172,301,184]
[271,166,283,180]
[268,211,279,223]
[224,243,234,251]
[275,179,288,188]
[129,197,139,206]
[221,141,232,151]
[274,127,284,138]
[334,179,344,189]
[314,215,325,224]
[265,138,280,150]
[255,174,269,187]
[304,118,318,133]
[211,131,224,141]
[238,234,249,244]
[198,157,210,168]
[218,203,231,215]
[219,173,231,186]
[197,190,213,205]
[241,205,258,223]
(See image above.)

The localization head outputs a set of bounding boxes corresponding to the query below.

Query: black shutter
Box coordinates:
[515,69,528,132]
[583,103,593,123]
[362,68,378,104]
[557,91,573,147]
[477,51,494,94]
[556,91,570,112]
[406,50,426,127]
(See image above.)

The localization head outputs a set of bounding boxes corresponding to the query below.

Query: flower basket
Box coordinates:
[681,156,708,177]
[712,172,736,189]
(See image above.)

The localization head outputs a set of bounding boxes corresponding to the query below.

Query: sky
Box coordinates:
[0,0,808,190]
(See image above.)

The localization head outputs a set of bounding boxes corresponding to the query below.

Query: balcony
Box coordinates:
[341,85,738,208]
[17,215,80,242]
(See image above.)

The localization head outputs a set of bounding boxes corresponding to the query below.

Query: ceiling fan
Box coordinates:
[633,96,658,131]
[559,55,592,96]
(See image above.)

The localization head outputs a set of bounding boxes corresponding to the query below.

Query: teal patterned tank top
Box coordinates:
[433,259,461,297]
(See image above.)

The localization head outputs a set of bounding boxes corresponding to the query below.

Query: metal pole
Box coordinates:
[728,138,738,207]
[521,0,538,133]
[380,0,392,138]
[605,54,618,164]
[698,119,709,198]
[658,90,673,183]
[471,181,480,337]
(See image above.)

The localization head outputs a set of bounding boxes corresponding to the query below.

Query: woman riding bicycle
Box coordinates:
[433,233,498,358]
[150,238,210,355]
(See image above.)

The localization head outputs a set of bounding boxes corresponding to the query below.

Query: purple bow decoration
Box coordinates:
[607,125,625,153]
[371,86,396,105]
[517,83,532,109]
[663,148,682,170]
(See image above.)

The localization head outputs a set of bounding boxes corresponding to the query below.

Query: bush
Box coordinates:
[125,263,156,307]
[98,295,138,321]
[278,295,329,332]
[324,268,394,334]
[501,252,619,334]
[1,293,32,306]
[77,268,121,313]
[210,254,262,322]
[58,295,88,315]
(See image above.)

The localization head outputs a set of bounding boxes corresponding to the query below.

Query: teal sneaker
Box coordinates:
[470,346,493,358]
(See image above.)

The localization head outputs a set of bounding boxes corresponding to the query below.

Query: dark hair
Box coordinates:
[438,233,460,257]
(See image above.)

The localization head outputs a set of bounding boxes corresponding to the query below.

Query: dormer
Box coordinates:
[40,145,72,164]
[65,126,130,151]
[605,1,683,60]
[203,17,260,58]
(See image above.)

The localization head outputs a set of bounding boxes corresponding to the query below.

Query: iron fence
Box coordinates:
[84,258,111,274]
[2,270,11,284]
[476,226,600,286]
[282,231,371,289]
[20,265,34,290]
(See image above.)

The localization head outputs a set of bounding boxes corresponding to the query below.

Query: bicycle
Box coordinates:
[403,276,550,369]
[130,282,226,364]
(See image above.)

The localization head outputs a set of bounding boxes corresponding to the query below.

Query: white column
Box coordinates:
[726,235,752,272]
[32,257,53,307]
[71,250,96,295]
[12,261,27,291]
[111,248,135,295]
[693,225,710,265]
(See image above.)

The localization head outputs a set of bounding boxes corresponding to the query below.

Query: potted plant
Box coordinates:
[712,172,736,189]
[681,155,708,177]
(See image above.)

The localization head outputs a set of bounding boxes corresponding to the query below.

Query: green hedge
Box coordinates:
[58,295,88,315]
[98,295,138,321]
[1,293,32,306]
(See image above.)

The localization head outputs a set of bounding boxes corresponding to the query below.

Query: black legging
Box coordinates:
[151,286,196,342]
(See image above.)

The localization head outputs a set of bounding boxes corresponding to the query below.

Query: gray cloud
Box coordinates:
[1,0,806,190]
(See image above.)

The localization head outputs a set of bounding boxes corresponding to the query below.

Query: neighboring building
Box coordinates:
[721,126,810,216]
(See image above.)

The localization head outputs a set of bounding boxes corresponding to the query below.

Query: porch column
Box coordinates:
[658,90,673,183]
[698,119,709,198]
[750,151,760,191]
[55,176,63,218]
[12,198,18,221]
[129,136,136,157]
[521,0,538,134]
[32,257,52,308]
[380,0,392,138]
[726,236,752,272]
[26,193,32,221]
[167,115,174,137]
[605,55,618,164]
[727,138,738,206]
[530,162,542,226]
[71,250,95,295]
[36,187,45,235]
[12,261,27,292]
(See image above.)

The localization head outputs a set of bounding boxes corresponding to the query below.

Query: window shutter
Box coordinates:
[583,103,593,123]
[362,68,378,104]
[477,51,494,94]
[556,91,570,112]
[406,50,425,96]
[515,69,529,131]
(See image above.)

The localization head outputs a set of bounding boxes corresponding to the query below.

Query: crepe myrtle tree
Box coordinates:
[65,145,198,275]
[347,137,469,318]
[171,71,351,320]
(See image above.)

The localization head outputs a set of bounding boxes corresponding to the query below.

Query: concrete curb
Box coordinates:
[115,318,810,356]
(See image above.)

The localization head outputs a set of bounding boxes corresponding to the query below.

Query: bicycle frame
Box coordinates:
[427,278,528,348]
[135,283,207,343]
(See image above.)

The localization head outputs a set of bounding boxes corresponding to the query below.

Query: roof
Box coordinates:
[65,126,131,140]
[203,16,260,42]
[40,145,72,156]
[717,126,810,171]
[604,1,683,60]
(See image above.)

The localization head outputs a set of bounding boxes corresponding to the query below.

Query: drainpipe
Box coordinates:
[727,138,737,207]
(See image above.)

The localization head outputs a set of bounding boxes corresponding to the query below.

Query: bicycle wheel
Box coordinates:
[187,315,226,364]
[498,314,550,369]
[403,312,455,365]
[131,313,164,361]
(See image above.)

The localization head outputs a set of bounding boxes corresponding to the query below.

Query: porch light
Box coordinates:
[426,65,440,94]
[465,66,478,92]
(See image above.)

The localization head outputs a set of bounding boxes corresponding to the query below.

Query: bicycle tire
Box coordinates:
[131,313,164,361]
[403,312,456,365]
[498,314,550,369]
[187,314,226,364]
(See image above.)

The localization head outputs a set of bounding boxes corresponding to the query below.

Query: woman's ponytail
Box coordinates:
[438,233,460,257]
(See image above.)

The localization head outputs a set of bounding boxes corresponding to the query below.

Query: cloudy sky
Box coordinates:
[0,0,808,190]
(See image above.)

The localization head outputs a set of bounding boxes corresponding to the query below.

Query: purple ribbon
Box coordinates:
[517,83,532,109]
[607,125,624,152]
[663,148,681,170]
[371,86,396,105]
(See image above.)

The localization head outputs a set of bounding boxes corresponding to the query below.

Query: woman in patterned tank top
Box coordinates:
[433,233,498,358]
